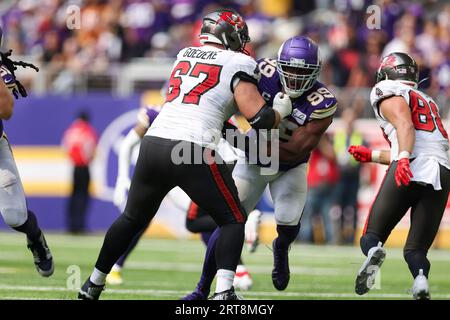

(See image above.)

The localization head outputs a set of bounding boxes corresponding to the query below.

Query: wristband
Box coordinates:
[371,150,381,163]
[398,151,411,159]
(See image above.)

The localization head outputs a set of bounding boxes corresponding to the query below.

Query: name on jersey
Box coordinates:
[183,48,218,60]
[292,109,307,125]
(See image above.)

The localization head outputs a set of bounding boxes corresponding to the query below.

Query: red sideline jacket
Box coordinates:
[62,120,98,167]
[307,149,339,188]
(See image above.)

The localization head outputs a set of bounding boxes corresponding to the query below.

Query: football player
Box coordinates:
[79,9,292,300]
[0,61,54,277]
[183,36,338,299]
[348,52,450,300]
[107,105,255,290]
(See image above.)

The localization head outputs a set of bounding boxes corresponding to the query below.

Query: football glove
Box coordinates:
[348,145,372,162]
[273,92,292,119]
[0,65,27,99]
[113,176,131,208]
[395,157,413,187]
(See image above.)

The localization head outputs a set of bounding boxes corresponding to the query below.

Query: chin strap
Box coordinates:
[398,80,418,89]
[418,77,429,87]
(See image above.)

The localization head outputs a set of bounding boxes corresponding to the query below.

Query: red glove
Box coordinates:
[348,145,372,162]
[395,158,413,187]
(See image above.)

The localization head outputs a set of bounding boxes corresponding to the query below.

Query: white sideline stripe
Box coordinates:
[1,284,450,299]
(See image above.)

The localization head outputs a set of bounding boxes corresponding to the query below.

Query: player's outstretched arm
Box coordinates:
[348,145,391,165]
[113,124,146,207]
[0,72,13,120]
[380,96,415,186]
[279,116,332,164]
[234,81,291,129]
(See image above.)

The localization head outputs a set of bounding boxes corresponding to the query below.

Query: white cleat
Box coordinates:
[355,242,386,295]
[233,265,253,291]
[245,209,262,253]
[412,269,430,300]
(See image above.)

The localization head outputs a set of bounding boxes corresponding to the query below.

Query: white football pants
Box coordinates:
[232,162,307,226]
[0,135,28,227]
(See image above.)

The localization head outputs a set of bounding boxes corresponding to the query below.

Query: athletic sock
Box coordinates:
[196,227,219,293]
[95,214,146,274]
[404,250,430,278]
[201,231,213,246]
[114,225,147,268]
[360,232,382,256]
[276,223,301,250]
[215,269,235,293]
[215,223,244,270]
[13,210,41,242]
[90,268,107,286]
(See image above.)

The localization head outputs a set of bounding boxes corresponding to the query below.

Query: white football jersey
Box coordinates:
[370,79,450,189]
[147,45,259,148]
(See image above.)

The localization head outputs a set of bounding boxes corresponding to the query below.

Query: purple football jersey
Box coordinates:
[137,105,160,129]
[146,108,159,125]
[256,58,338,170]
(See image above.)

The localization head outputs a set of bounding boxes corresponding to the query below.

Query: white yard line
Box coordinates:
[0,284,449,299]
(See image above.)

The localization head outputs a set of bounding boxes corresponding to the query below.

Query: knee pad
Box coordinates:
[275,213,302,226]
[0,168,18,191]
[360,232,381,256]
[2,207,28,228]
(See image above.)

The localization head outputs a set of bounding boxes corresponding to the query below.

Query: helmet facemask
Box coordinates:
[277,59,321,98]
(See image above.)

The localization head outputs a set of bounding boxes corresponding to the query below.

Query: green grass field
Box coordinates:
[0,231,449,300]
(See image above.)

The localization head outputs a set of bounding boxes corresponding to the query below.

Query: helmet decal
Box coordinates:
[376,52,419,85]
[199,9,249,53]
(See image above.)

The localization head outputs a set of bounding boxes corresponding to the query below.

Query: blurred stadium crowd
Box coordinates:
[0,0,449,113]
[1,0,449,245]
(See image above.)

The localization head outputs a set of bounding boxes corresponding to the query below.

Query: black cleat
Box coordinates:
[272,239,290,291]
[78,278,105,300]
[209,287,243,300]
[27,232,54,277]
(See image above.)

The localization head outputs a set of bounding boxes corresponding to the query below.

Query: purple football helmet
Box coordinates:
[277,36,321,98]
